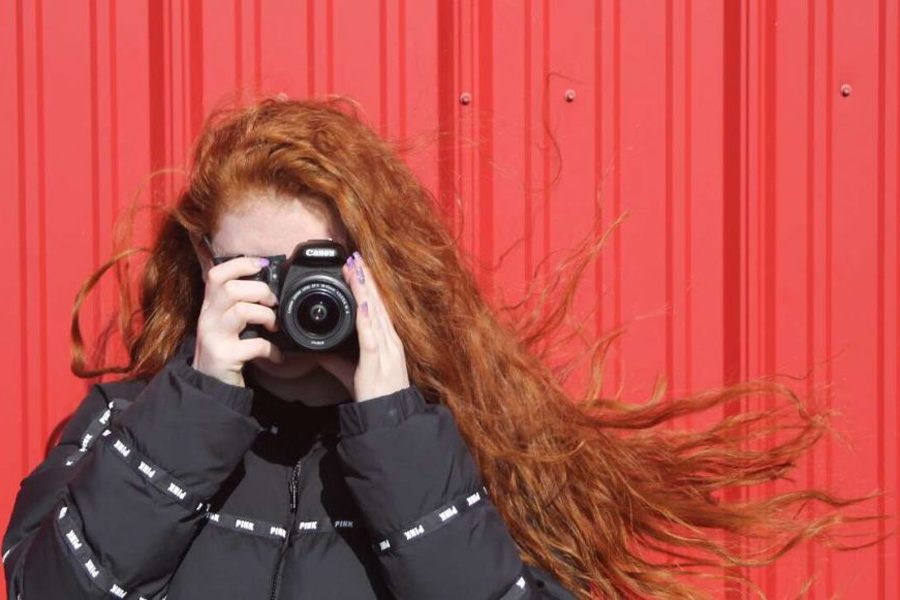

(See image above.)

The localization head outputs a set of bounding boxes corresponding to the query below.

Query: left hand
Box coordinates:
[317,250,410,403]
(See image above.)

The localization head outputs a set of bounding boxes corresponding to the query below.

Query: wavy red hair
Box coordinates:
[66,94,890,599]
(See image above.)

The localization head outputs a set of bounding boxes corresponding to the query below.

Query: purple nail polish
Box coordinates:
[356,265,365,284]
[346,255,355,268]
[361,300,369,316]
[353,250,362,261]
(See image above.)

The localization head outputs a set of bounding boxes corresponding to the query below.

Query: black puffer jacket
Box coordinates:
[2,332,575,599]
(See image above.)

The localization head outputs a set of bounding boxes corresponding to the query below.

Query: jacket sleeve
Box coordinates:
[334,384,575,600]
[1,354,263,599]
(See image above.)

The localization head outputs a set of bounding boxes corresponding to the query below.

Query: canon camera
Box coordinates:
[211,239,359,357]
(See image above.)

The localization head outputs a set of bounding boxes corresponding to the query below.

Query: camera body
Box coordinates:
[211,239,359,358]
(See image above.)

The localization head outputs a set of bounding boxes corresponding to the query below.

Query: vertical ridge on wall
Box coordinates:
[896,0,900,585]
[254,0,262,94]
[148,0,165,206]
[326,0,334,95]
[591,0,602,395]
[379,0,387,133]
[682,0,693,433]
[803,0,818,594]
[664,0,674,416]
[523,0,534,318]
[32,0,49,476]
[875,1,888,596]
[307,1,315,97]
[109,0,121,215]
[611,0,622,392]
[822,0,836,593]
[89,0,100,347]
[722,2,745,593]
[476,0,493,293]
[13,0,29,481]
[437,0,456,223]
[397,0,406,139]
[234,0,242,101]
[762,0,778,596]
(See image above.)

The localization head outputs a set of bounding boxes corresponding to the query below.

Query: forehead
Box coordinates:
[212,191,348,257]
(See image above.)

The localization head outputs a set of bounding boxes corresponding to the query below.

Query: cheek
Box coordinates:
[250,351,319,379]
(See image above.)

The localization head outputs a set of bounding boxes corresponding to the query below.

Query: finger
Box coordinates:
[222,301,279,335]
[210,279,279,314]
[207,255,271,289]
[348,253,385,307]
[344,257,389,352]
[350,254,397,344]
[354,296,380,354]
[342,258,369,314]
[234,337,284,364]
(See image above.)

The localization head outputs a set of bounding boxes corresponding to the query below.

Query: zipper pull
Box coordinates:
[288,460,302,513]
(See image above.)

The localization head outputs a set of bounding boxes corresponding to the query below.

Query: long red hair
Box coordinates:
[67,94,889,599]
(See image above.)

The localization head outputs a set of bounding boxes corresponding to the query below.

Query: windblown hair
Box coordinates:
[66,94,889,599]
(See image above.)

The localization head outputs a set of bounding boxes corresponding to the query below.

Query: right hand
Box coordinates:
[192,256,285,387]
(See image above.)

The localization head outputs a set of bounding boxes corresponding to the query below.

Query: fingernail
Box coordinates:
[356,265,365,284]
[361,300,369,316]
[258,257,270,267]
[346,254,355,268]
[353,251,362,261]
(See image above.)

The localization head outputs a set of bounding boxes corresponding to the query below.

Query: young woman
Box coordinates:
[2,95,883,600]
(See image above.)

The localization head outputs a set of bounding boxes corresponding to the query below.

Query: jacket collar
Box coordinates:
[176,331,344,442]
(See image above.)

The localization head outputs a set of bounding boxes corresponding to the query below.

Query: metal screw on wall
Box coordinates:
[840,84,852,97]
[564,89,576,102]
[459,92,471,105]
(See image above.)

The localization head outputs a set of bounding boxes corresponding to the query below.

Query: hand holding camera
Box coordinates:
[214,239,360,355]
[194,239,361,388]
[326,250,410,403]
[192,255,285,388]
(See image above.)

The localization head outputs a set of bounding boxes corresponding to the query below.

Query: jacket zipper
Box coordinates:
[268,456,303,600]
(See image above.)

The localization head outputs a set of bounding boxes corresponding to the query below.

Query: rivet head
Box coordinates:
[459,92,471,105]
[564,89,576,102]
[840,84,852,97]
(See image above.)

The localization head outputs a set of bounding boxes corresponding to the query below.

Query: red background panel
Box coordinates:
[1,1,897,598]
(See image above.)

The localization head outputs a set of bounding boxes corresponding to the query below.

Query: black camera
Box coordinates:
[211,239,359,357]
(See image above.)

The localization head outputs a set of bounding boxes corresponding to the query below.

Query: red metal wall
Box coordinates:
[2,1,898,598]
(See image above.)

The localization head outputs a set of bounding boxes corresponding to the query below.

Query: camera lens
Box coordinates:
[295,290,341,336]
[280,272,355,352]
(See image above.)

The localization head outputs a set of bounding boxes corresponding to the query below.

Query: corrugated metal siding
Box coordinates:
[1,1,897,597]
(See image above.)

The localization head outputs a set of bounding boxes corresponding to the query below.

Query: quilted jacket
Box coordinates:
[2,331,576,599]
